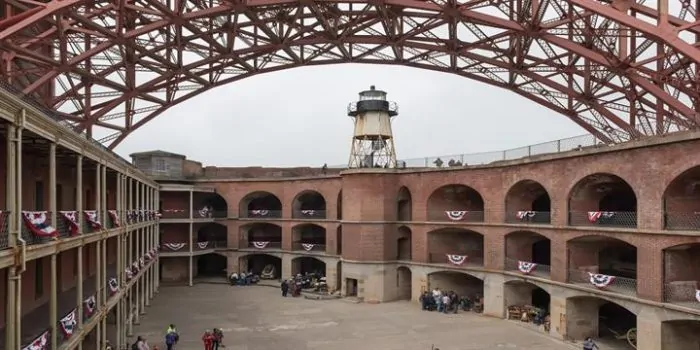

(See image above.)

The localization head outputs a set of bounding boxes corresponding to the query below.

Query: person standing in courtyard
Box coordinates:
[202,329,215,350]
[213,328,224,350]
[281,279,289,297]
[165,329,178,350]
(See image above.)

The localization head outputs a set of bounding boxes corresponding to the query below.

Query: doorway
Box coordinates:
[346,278,358,296]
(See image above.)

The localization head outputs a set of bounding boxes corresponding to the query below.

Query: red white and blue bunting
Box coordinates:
[695,290,700,303]
[125,267,133,281]
[83,210,102,230]
[301,243,315,251]
[83,295,96,318]
[22,211,58,238]
[108,210,120,227]
[139,257,145,268]
[516,211,536,220]
[197,242,209,249]
[131,261,140,273]
[588,272,615,288]
[446,254,467,265]
[59,309,77,337]
[21,330,49,350]
[108,277,119,294]
[518,261,537,274]
[250,210,269,216]
[199,206,212,218]
[587,211,615,223]
[301,210,316,216]
[445,211,467,221]
[164,243,186,251]
[58,211,80,236]
[252,241,270,249]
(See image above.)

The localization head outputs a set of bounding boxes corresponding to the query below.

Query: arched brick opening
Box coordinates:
[664,166,700,230]
[397,186,412,221]
[504,281,550,324]
[566,296,637,348]
[663,243,700,307]
[239,191,282,218]
[396,266,412,300]
[195,192,228,218]
[567,173,637,228]
[397,226,412,261]
[662,320,700,350]
[240,223,282,249]
[239,254,281,280]
[196,253,227,277]
[196,223,227,248]
[291,256,326,277]
[504,231,551,277]
[291,223,326,252]
[337,190,342,220]
[427,228,484,267]
[292,190,327,219]
[567,235,637,296]
[427,271,484,301]
[336,226,343,255]
[504,180,551,224]
[426,184,485,222]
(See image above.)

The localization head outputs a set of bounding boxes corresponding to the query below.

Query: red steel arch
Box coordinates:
[1,0,700,149]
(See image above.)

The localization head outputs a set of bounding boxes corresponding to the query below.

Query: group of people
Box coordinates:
[419,288,484,314]
[129,324,226,350]
[280,272,328,297]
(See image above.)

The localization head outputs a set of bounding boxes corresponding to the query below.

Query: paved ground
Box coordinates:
[131,284,577,350]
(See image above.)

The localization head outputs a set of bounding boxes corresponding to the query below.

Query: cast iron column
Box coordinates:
[49,142,57,350]
[4,124,17,350]
[75,155,84,350]
[189,190,193,286]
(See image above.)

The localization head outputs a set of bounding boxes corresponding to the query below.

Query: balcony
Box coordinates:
[663,281,700,310]
[567,268,637,296]
[159,241,222,254]
[568,211,637,228]
[160,209,190,219]
[505,211,551,224]
[292,210,327,219]
[505,258,551,278]
[292,242,326,253]
[664,212,700,230]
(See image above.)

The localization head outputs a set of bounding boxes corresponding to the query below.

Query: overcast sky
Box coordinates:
[114,64,585,167]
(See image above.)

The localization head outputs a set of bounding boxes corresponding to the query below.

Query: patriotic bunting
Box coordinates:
[21,211,58,238]
[139,257,145,268]
[587,211,615,223]
[125,267,133,281]
[695,290,700,303]
[59,309,77,337]
[83,210,102,230]
[59,211,80,236]
[252,241,270,249]
[445,211,467,221]
[446,254,467,265]
[21,330,49,350]
[108,277,119,294]
[516,211,536,220]
[250,210,269,216]
[197,242,209,249]
[588,272,615,288]
[199,206,212,218]
[108,210,120,227]
[301,243,315,251]
[83,295,96,318]
[164,243,186,251]
[518,261,537,274]
[301,210,316,216]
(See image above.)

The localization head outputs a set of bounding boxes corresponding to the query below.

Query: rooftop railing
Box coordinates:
[330,134,600,169]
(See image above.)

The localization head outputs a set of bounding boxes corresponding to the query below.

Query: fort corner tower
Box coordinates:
[346,85,399,168]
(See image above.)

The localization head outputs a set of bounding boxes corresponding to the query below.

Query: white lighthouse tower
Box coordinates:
[346,85,399,168]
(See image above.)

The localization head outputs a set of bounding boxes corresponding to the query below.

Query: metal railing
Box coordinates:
[292,242,326,252]
[663,281,700,310]
[504,211,552,224]
[567,269,637,296]
[292,210,327,219]
[664,212,700,230]
[241,240,282,249]
[0,211,9,249]
[428,252,484,267]
[243,210,282,219]
[568,211,637,228]
[212,211,229,219]
[330,134,599,169]
[160,210,190,219]
[505,258,551,278]
[428,210,485,222]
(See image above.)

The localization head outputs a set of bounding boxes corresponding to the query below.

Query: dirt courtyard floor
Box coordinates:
[130,284,576,350]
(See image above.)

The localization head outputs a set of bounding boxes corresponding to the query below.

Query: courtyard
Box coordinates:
[130,284,577,350]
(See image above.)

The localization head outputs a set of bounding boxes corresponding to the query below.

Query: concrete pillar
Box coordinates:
[12,117,24,348]
[483,274,505,318]
[140,183,146,313]
[116,176,123,350]
[548,295,566,339]
[189,190,194,286]
[127,176,134,335]
[100,230,107,347]
[48,142,58,350]
[95,238,102,350]
[4,123,16,350]
[637,309,663,350]
[282,254,292,279]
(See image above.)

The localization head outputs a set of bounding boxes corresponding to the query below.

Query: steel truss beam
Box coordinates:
[1,0,700,148]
